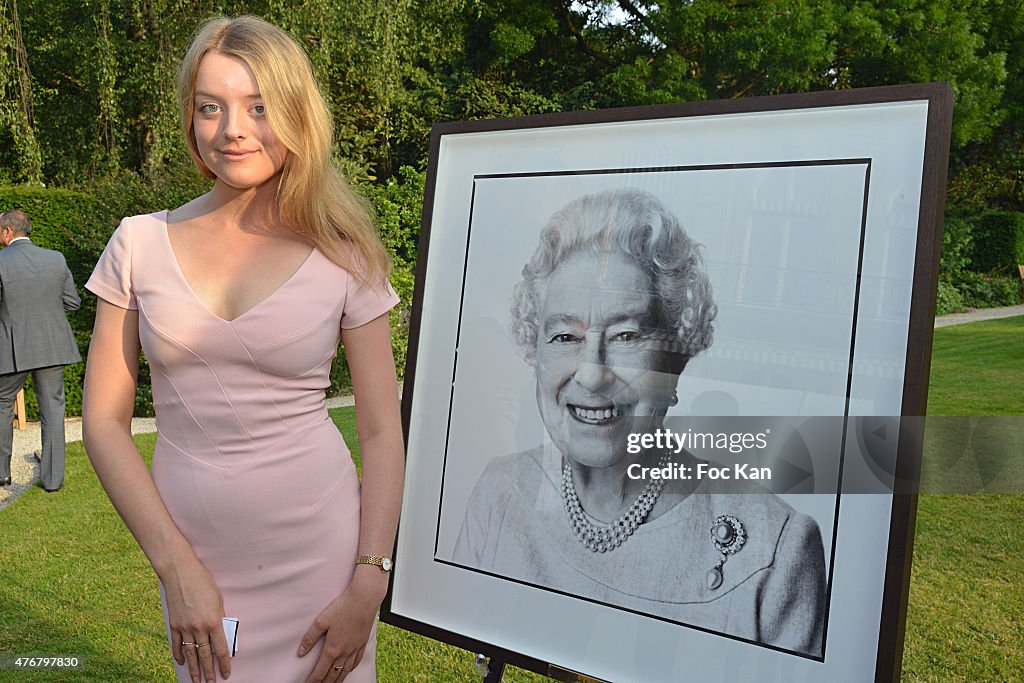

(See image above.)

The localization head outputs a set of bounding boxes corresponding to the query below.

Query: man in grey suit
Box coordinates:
[0,209,82,491]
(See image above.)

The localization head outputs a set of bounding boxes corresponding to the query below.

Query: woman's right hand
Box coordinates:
[162,555,232,682]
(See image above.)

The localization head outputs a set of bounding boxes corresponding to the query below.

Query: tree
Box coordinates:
[0,0,43,184]
[832,0,1006,147]
[1,0,1022,196]
[945,0,1024,211]
[441,1,1008,146]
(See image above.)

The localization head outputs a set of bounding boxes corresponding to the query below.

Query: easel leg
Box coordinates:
[484,658,505,683]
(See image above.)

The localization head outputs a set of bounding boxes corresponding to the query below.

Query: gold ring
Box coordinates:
[181,641,195,647]
[333,664,345,671]
[196,642,210,649]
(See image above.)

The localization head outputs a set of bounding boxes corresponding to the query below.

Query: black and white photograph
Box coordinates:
[444,181,844,658]
[385,84,951,683]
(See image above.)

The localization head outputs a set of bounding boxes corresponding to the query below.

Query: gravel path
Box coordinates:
[933,302,1024,328]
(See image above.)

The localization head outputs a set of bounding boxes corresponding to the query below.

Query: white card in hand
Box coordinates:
[222,617,239,656]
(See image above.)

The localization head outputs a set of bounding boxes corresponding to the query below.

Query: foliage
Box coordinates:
[934,280,964,316]
[829,0,1006,148]
[7,0,473,185]
[453,1,1010,146]
[7,0,1019,189]
[947,135,1024,213]
[944,0,1024,211]
[939,213,1023,312]
[329,167,425,394]
[969,209,1024,274]
[955,271,1021,309]
[938,217,974,284]
[15,0,209,183]
[0,0,44,184]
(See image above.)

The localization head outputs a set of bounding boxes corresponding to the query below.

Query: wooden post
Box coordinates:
[13,388,26,430]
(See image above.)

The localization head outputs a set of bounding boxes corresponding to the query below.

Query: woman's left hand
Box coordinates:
[297,570,386,682]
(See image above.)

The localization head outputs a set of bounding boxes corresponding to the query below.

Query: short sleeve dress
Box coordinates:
[86,211,399,682]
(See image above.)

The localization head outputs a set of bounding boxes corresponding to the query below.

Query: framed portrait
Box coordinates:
[382,83,953,682]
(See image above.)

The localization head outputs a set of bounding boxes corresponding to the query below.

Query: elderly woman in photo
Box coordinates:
[453,188,826,656]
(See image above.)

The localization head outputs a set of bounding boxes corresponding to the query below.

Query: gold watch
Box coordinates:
[356,555,393,572]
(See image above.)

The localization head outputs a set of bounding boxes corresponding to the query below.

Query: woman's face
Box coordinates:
[191,52,288,190]
[534,249,684,469]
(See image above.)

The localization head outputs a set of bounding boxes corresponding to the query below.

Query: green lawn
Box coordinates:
[0,317,1021,681]
[926,316,1024,416]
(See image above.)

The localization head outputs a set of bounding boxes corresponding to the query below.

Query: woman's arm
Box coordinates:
[299,312,405,682]
[83,299,231,682]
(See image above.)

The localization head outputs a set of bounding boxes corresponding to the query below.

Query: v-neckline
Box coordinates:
[159,210,317,324]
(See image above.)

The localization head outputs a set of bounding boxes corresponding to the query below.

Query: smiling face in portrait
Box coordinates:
[534,248,685,470]
[191,51,288,190]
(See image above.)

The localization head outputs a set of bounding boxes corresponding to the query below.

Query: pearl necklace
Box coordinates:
[560,453,671,553]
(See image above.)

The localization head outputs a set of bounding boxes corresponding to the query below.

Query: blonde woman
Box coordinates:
[82,16,404,683]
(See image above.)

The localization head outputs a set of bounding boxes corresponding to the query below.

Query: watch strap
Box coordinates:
[356,554,393,571]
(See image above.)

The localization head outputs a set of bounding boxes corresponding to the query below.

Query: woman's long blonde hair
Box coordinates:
[176,15,391,287]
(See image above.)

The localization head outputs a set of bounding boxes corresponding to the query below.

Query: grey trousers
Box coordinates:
[0,365,67,490]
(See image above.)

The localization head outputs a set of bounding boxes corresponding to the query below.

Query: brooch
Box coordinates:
[707,514,746,590]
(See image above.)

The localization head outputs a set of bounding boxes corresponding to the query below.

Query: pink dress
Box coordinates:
[86,211,398,682]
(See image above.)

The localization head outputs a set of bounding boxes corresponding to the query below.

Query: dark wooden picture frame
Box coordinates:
[382,83,953,683]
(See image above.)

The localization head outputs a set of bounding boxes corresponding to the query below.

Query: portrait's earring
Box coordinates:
[707,515,746,590]
[668,391,678,407]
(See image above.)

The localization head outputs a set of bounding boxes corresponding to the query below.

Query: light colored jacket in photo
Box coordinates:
[454,444,826,657]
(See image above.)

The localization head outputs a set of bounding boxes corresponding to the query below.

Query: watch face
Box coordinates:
[381,557,393,572]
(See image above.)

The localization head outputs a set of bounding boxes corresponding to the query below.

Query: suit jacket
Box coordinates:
[0,239,82,374]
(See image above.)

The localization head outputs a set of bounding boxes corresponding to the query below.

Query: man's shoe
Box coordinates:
[31,452,40,463]
[43,486,62,493]
[0,477,11,486]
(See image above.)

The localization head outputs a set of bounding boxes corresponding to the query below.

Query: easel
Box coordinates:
[12,388,26,430]
[479,655,609,683]
[482,659,504,683]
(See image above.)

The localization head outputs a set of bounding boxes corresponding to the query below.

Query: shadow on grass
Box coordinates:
[0,591,164,682]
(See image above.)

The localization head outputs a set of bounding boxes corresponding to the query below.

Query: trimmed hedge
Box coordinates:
[939,212,1024,312]
[971,210,1024,274]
